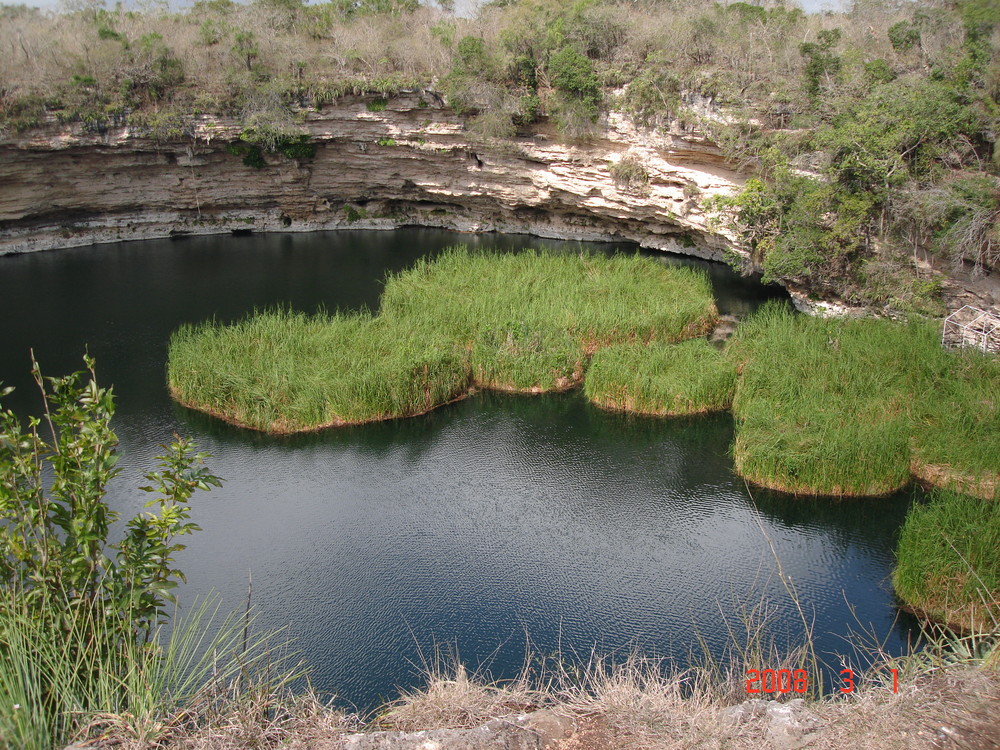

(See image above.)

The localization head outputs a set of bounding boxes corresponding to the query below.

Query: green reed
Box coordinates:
[893,488,1000,632]
[728,302,939,496]
[379,248,718,391]
[585,339,736,416]
[911,349,1000,500]
[724,302,999,498]
[168,309,468,432]
[168,248,718,430]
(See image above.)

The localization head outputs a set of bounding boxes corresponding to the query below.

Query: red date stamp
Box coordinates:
[745,668,899,694]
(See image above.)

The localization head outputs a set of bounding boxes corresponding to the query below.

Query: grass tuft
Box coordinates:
[893,489,1000,632]
[0,593,303,750]
[585,338,736,416]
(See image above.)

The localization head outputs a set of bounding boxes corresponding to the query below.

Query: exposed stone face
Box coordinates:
[0,92,743,263]
[6,93,996,318]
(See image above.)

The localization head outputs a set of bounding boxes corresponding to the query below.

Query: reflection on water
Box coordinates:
[0,229,917,708]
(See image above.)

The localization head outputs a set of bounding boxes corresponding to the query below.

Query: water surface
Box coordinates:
[0,229,919,707]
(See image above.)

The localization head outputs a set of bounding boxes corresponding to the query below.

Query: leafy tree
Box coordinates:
[232,30,259,73]
[547,44,601,133]
[799,28,841,98]
[0,355,221,640]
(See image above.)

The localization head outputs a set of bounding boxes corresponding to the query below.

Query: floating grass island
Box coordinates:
[169,311,469,432]
[894,489,1000,633]
[727,303,1000,501]
[167,248,719,432]
[168,250,999,633]
[169,254,998,500]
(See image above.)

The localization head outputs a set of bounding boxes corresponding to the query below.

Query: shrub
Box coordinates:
[799,28,841,98]
[621,66,681,125]
[0,356,221,634]
[547,44,601,122]
[0,356,221,747]
[887,20,920,53]
[610,155,649,192]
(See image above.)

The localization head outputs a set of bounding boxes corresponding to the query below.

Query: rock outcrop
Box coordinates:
[0,92,742,262]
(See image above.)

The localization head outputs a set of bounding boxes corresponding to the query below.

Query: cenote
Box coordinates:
[0,228,922,709]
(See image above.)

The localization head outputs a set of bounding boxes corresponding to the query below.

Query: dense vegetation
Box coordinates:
[2,0,997,305]
[894,488,1000,632]
[170,250,998,506]
[169,310,469,431]
[168,248,718,431]
[585,338,735,415]
[380,249,718,388]
[728,301,999,499]
[0,359,245,749]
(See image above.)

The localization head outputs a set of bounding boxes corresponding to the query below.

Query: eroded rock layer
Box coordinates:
[0,92,742,261]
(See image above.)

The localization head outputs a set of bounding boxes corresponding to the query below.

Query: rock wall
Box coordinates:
[0,91,743,262]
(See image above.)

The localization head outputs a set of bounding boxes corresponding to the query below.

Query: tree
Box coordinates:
[0,354,221,640]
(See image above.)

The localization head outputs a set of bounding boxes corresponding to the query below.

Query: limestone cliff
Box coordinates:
[0,91,740,263]
[5,91,998,317]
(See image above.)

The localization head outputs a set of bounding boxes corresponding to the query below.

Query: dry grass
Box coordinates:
[80,645,1000,750]
[376,661,544,733]
[0,0,925,137]
[376,659,1000,750]
[373,656,1000,750]
[169,691,359,750]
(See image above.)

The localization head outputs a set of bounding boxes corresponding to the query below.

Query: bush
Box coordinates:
[0,356,221,747]
[547,44,601,121]
[621,65,681,125]
[888,20,920,53]
[609,155,649,191]
[0,356,221,633]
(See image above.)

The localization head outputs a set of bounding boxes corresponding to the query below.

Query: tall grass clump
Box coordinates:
[379,248,717,392]
[0,593,300,750]
[585,339,735,416]
[470,325,584,392]
[911,350,1000,501]
[168,308,469,432]
[893,489,1000,632]
[169,249,718,429]
[728,302,940,497]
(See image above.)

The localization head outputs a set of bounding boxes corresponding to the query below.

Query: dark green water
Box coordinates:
[0,229,920,708]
